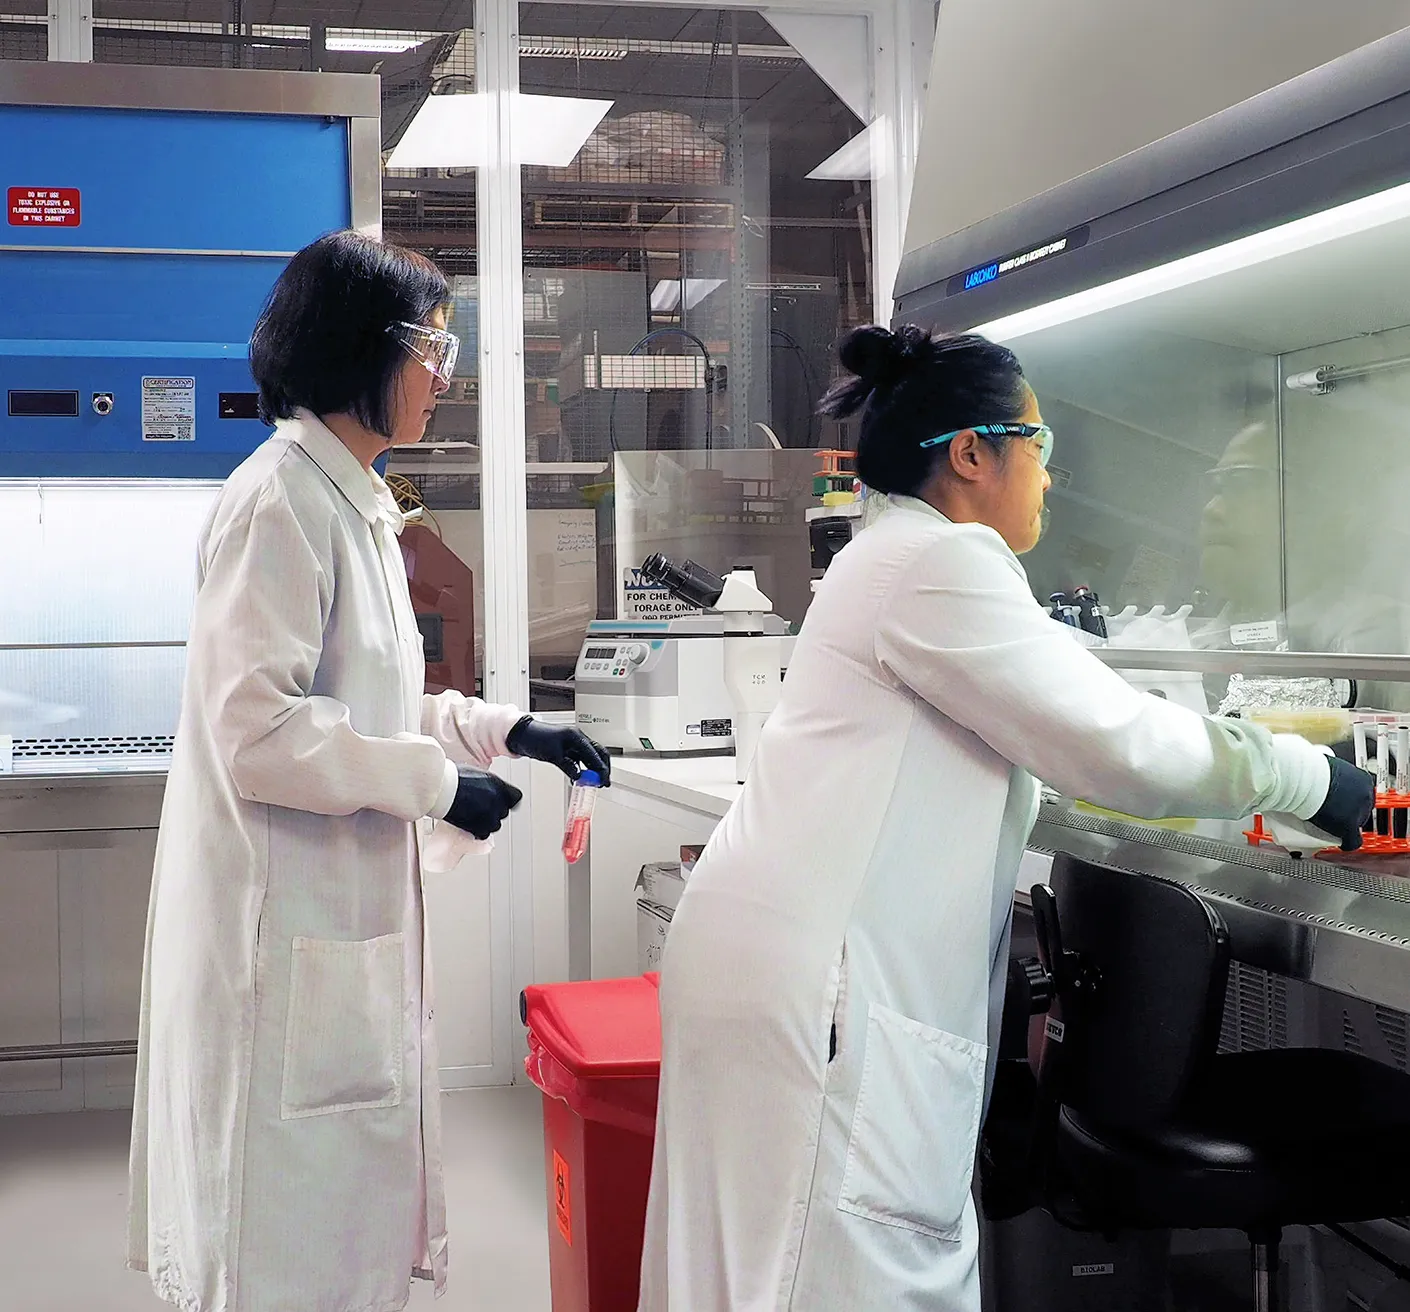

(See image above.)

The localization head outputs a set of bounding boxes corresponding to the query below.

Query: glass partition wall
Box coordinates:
[381,3,880,707]
[514,3,876,705]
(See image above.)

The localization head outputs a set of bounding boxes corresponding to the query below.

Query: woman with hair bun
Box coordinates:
[637,325,1372,1310]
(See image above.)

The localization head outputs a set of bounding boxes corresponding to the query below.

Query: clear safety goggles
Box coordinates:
[920,422,1054,469]
[388,320,460,385]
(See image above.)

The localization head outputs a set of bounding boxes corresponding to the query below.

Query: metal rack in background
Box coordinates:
[0,14,45,61]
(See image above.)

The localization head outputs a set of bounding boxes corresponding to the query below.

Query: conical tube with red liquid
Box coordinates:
[562,769,603,864]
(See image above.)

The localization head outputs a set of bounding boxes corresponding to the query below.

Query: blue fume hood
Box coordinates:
[0,61,382,478]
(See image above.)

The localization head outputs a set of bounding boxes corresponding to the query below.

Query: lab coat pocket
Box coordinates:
[837,1004,987,1241]
[281,933,405,1119]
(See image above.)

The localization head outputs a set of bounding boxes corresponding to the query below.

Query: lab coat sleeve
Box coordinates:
[873,529,1331,823]
[421,691,523,769]
[195,483,450,821]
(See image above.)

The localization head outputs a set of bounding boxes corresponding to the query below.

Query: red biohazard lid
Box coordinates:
[521,974,662,1079]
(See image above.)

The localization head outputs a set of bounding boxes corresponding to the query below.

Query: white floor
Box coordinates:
[0,1084,552,1312]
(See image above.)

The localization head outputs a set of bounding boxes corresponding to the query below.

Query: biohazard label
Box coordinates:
[552,1151,572,1245]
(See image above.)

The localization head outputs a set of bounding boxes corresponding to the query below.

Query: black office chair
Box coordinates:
[1012,855,1410,1312]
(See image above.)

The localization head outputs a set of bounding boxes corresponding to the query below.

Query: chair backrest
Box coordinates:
[1042,854,1230,1129]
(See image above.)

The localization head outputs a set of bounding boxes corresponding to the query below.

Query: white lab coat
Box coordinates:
[127,413,522,1312]
[637,495,1331,1312]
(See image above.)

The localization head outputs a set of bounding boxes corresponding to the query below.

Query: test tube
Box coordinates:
[1354,721,1369,772]
[1398,725,1410,838]
[1377,724,1391,835]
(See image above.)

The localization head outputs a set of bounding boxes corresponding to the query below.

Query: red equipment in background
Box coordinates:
[400,522,476,695]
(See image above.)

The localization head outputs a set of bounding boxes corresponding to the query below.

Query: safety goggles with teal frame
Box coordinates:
[920,422,1054,469]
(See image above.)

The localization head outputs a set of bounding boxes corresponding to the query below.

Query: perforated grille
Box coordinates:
[1219,962,1290,1054]
[15,735,174,761]
[1379,1006,1410,1068]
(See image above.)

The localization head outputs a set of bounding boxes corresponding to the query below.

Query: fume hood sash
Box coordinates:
[895,26,1410,333]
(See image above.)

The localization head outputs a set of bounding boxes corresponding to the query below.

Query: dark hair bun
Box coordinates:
[837,325,904,388]
[820,324,1028,498]
[822,325,931,421]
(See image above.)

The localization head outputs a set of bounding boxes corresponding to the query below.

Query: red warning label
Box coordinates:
[552,1150,572,1246]
[8,188,81,227]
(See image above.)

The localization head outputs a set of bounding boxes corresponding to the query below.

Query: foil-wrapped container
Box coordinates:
[1218,675,1352,744]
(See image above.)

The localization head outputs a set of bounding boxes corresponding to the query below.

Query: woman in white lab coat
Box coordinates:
[127,231,610,1312]
[636,325,1373,1312]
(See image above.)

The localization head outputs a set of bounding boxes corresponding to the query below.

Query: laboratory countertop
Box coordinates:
[1031,799,1410,1014]
[602,755,1410,1014]
[0,767,167,834]
[607,753,1047,897]
[608,753,742,819]
[15,753,1410,1014]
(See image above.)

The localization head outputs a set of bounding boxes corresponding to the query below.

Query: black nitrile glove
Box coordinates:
[1309,756,1376,852]
[506,715,612,786]
[444,769,523,840]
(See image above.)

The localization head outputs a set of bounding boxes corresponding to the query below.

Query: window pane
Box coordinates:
[519,2,875,709]
[88,3,473,74]
[379,25,485,699]
[1,1,46,61]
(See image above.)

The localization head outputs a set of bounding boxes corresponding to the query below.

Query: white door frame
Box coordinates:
[474,0,934,1081]
[46,0,93,62]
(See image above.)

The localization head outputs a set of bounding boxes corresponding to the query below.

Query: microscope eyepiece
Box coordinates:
[639,553,725,610]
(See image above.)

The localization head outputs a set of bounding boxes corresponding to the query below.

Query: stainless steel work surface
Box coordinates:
[0,770,165,835]
[1031,802,1410,1013]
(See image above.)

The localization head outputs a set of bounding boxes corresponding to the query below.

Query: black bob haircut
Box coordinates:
[820,325,1029,498]
[250,230,451,438]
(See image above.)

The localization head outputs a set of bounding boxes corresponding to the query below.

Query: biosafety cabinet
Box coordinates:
[897,30,1410,697]
[898,28,1410,1051]
[0,61,380,762]
[0,61,378,1112]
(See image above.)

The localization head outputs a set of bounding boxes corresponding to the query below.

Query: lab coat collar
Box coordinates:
[282,411,406,531]
[889,492,1027,572]
[887,494,952,525]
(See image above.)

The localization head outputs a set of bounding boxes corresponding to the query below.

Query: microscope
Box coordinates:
[638,554,782,783]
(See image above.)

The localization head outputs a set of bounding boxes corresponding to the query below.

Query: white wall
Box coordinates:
[905,1,1410,254]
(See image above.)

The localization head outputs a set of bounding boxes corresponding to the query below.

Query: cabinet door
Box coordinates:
[0,844,73,1110]
[425,764,525,1090]
[73,833,157,1109]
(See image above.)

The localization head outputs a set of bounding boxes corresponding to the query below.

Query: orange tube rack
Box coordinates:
[1246,792,1410,857]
